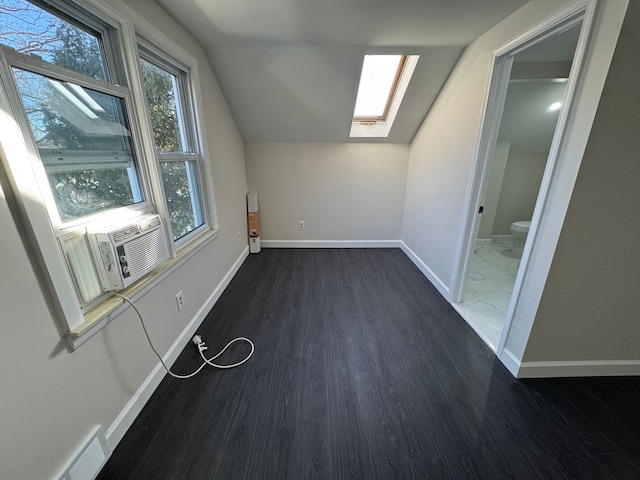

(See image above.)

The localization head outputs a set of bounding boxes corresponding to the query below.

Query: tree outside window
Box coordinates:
[139,54,204,241]
[2,0,144,222]
[1,1,207,236]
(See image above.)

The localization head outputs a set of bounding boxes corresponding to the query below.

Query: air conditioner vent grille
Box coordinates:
[112,225,140,243]
[122,228,169,275]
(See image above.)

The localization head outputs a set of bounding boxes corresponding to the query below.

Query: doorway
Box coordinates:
[451,15,586,351]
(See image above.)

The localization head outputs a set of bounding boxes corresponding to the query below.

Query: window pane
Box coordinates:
[160,160,203,240]
[0,0,107,80]
[13,67,143,221]
[353,55,403,119]
[139,58,184,152]
[47,168,139,221]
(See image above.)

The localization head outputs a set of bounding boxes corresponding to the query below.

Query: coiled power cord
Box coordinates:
[113,291,254,379]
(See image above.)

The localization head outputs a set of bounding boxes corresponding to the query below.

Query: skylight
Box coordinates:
[350,54,419,138]
[353,55,405,120]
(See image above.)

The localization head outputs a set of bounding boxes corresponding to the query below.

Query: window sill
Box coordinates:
[66,226,221,350]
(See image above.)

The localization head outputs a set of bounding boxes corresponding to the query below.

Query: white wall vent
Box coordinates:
[56,426,110,480]
[88,214,169,292]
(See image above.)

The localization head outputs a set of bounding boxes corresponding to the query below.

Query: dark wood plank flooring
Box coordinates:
[98,248,640,479]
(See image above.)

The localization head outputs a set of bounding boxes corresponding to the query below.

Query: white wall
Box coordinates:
[402,0,632,374]
[522,0,640,364]
[402,0,576,294]
[245,142,409,243]
[493,150,547,235]
[0,0,248,478]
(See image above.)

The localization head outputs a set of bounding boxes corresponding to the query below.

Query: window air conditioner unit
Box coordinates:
[88,214,170,292]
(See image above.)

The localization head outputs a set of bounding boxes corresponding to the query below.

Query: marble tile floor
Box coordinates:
[453,237,521,351]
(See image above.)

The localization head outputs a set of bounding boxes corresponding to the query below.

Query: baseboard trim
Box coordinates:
[475,238,492,247]
[399,241,449,299]
[516,359,640,378]
[104,246,249,452]
[498,348,522,377]
[260,240,402,248]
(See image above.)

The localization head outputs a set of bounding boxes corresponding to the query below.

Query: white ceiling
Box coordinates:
[156,0,530,143]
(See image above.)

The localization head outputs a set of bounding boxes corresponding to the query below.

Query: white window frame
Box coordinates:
[136,40,210,247]
[128,17,218,239]
[0,0,218,344]
[2,49,154,231]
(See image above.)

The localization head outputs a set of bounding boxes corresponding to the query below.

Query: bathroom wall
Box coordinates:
[492,150,548,235]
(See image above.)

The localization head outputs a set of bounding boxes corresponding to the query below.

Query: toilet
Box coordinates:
[510,221,531,259]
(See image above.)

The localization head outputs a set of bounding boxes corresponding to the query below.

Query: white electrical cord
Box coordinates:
[112,291,254,380]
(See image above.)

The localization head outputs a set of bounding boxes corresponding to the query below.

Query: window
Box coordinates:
[0,0,108,80]
[1,0,146,228]
[12,68,142,221]
[350,54,419,138]
[0,0,215,337]
[353,55,406,121]
[0,0,156,315]
[138,46,205,243]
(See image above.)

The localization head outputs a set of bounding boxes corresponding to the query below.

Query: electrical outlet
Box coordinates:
[176,291,184,311]
[298,220,305,230]
[237,230,241,242]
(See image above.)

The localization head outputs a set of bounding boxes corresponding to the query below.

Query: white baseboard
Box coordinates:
[399,241,449,299]
[104,246,249,452]
[516,359,640,378]
[475,238,492,247]
[498,348,522,377]
[260,239,402,248]
[500,346,640,378]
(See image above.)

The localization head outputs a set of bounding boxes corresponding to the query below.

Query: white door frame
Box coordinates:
[449,0,599,375]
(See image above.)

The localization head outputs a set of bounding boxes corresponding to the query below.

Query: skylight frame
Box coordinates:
[353,55,407,122]
[350,54,419,138]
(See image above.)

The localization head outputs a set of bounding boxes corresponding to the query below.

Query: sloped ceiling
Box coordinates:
[156,0,530,143]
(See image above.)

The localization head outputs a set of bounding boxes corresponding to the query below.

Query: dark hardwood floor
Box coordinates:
[98,248,640,479]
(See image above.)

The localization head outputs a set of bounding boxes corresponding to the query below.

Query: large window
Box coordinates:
[0,0,214,334]
[1,0,145,227]
[138,47,205,242]
[12,67,142,221]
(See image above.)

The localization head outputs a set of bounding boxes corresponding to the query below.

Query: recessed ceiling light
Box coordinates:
[548,102,562,111]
